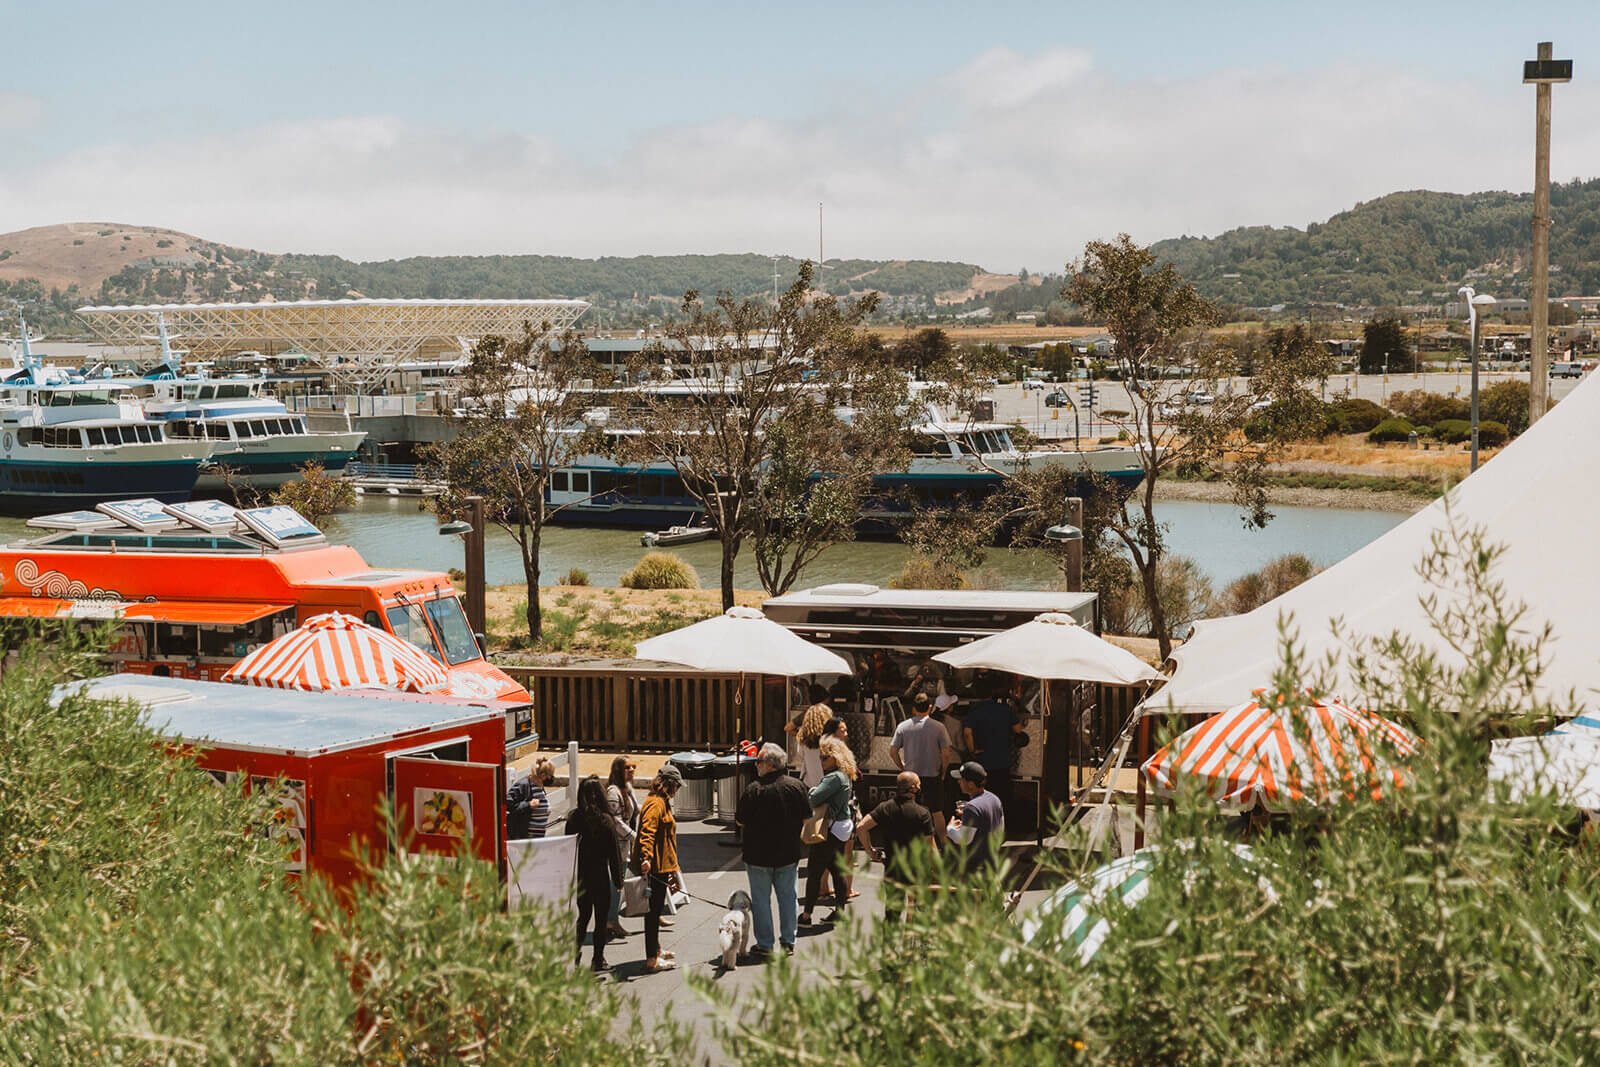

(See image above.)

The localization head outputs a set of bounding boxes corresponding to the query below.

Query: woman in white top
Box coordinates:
[604,756,639,940]
[785,702,833,788]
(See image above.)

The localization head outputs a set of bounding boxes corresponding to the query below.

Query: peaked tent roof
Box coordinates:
[1154,373,1600,717]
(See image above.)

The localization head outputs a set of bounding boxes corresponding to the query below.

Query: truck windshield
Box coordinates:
[386,603,445,663]
[424,596,482,665]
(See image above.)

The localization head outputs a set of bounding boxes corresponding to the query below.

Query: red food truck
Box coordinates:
[69,673,509,890]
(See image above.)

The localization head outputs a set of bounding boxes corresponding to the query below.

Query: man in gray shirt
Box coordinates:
[890,692,955,843]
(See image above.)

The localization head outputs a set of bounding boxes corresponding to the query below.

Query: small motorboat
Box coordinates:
[640,524,715,548]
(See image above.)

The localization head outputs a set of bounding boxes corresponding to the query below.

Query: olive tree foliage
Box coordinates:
[704,521,1600,1064]
[424,321,604,642]
[0,637,678,1064]
[619,262,902,608]
[1063,235,1336,658]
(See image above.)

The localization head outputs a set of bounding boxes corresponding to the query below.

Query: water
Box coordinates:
[0,495,1407,592]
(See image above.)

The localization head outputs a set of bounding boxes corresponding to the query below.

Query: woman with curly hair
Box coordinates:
[785,701,833,788]
[800,736,858,927]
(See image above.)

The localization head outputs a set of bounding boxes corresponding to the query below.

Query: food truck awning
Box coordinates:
[0,597,293,625]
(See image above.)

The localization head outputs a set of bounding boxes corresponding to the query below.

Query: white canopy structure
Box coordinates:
[1154,373,1600,717]
[934,612,1163,687]
[634,606,850,677]
[76,298,590,392]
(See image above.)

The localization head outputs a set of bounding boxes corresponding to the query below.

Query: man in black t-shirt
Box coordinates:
[855,771,937,923]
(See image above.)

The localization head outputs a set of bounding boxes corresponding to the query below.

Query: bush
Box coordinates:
[1480,379,1530,437]
[1123,554,1213,637]
[1478,420,1509,448]
[559,567,590,586]
[888,555,967,590]
[1367,417,1415,443]
[1430,418,1472,444]
[1218,553,1319,615]
[271,461,356,525]
[1244,398,1337,443]
[618,552,699,590]
[1329,397,1391,434]
[1388,388,1469,426]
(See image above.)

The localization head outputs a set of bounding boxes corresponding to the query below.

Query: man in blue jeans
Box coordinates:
[736,742,812,958]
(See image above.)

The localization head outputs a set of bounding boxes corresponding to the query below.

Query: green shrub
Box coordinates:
[1329,397,1391,434]
[888,555,967,590]
[1480,380,1530,437]
[1367,417,1415,443]
[619,552,699,590]
[1431,418,1472,443]
[1478,420,1509,448]
[1218,553,1319,615]
[1244,398,1337,442]
[559,567,590,586]
[1388,388,1469,425]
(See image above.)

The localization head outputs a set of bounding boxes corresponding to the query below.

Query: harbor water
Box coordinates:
[0,496,1407,592]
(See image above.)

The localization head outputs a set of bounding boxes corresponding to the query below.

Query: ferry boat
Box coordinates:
[0,383,215,515]
[141,377,367,490]
[0,498,533,717]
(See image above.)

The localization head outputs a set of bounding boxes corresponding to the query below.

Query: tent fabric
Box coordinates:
[1488,726,1600,809]
[1142,694,1420,812]
[932,611,1163,686]
[1155,372,1600,716]
[634,605,850,676]
[222,611,448,693]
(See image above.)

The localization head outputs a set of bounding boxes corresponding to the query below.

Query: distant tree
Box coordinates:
[619,263,891,609]
[1360,315,1414,374]
[1549,301,1578,327]
[1061,236,1336,657]
[424,321,602,642]
[889,328,954,379]
[271,461,356,526]
[1480,379,1532,437]
[1038,343,1077,381]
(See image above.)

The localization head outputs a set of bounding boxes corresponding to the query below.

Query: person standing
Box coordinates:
[603,757,639,941]
[505,757,554,841]
[636,764,683,973]
[786,702,833,788]
[564,777,622,973]
[961,679,1024,818]
[800,737,857,927]
[855,771,936,923]
[736,742,811,958]
[949,761,1006,873]
[890,692,956,844]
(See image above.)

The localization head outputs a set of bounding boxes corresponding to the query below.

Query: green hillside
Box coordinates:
[1151,179,1600,308]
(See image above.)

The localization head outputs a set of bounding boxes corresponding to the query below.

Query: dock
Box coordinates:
[343,462,445,497]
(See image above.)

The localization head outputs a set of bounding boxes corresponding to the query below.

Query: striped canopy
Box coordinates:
[221,611,449,694]
[1142,692,1420,812]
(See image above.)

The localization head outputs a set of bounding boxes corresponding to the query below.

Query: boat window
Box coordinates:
[208,423,230,440]
[552,471,569,492]
[136,425,153,444]
[571,471,589,493]
[150,424,164,442]
[909,434,943,458]
[87,427,105,446]
[252,421,269,437]
[294,418,307,434]
[235,421,253,439]
[198,385,215,400]
[385,603,444,662]
[425,596,482,665]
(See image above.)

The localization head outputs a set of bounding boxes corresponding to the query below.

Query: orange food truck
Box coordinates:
[64,673,507,890]
[0,499,533,744]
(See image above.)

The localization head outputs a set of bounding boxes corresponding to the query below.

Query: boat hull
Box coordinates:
[196,446,360,491]
[0,457,204,515]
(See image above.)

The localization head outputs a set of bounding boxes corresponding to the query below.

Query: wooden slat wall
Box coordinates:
[501,665,758,751]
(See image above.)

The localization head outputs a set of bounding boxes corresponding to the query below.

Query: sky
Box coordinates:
[4,0,1600,272]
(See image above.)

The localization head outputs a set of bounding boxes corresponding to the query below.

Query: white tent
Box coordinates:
[934,612,1163,687]
[1155,373,1600,716]
[634,606,850,676]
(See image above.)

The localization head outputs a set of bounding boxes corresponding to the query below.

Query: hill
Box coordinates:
[0,224,988,335]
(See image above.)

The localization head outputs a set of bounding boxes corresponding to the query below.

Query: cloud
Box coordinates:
[0,92,43,130]
[3,52,1600,274]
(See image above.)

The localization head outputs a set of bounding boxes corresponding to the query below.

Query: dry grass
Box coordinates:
[0,222,212,291]
[485,583,763,660]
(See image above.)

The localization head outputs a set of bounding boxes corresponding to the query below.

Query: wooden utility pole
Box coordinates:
[1525,42,1573,424]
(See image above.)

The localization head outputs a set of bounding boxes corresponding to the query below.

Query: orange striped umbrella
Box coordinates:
[221,611,449,693]
[1142,691,1420,812]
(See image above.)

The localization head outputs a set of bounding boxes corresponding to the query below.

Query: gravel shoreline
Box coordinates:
[1152,478,1433,514]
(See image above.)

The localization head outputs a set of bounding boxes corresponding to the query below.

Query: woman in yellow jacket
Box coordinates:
[636,764,683,973]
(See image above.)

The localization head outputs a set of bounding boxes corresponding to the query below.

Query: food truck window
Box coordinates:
[424,596,482,665]
[386,603,444,661]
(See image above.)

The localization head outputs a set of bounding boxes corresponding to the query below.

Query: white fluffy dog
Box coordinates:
[717,889,752,969]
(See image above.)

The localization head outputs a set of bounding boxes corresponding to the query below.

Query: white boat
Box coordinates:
[640,524,715,547]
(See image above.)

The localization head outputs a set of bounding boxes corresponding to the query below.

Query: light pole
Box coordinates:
[1044,497,1085,592]
[439,494,487,640]
[1459,287,1498,472]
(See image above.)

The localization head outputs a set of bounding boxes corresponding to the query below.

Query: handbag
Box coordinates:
[620,874,650,917]
[801,805,828,846]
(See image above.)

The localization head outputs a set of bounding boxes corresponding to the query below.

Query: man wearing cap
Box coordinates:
[736,742,812,958]
[949,761,1006,872]
[890,692,956,844]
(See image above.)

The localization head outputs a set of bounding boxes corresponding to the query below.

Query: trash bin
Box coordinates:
[710,753,758,824]
[668,751,716,821]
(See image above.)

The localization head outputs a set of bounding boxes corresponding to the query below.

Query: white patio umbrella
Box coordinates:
[932,612,1163,686]
[1488,730,1600,809]
[634,606,849,676]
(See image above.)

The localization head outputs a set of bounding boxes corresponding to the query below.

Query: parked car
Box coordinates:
[1022,379,1047,391]
[1184,389,1216,405]
[1551,361,1584,379]
[1044,390,1070,407]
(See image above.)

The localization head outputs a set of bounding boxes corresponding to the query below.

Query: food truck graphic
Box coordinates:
[0,499,532,742]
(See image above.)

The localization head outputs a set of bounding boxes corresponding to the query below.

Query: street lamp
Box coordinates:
[1045,496,1086,593]
[1458,286,1498,472]
[438,495,487,640]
